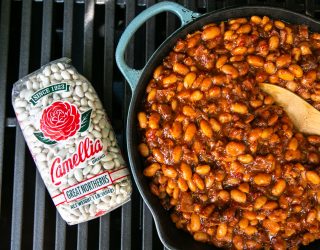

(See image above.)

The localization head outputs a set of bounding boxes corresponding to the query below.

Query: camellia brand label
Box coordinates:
[51,137,103,186]
[29,82,70,105]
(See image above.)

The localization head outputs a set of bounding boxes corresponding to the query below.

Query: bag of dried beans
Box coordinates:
[12,58,132,225]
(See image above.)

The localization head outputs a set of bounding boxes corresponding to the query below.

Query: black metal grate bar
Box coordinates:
[32,1,53,249]
[11,0,32,249]
[102,0,115,117]
[55,213,67,250]
[62,0,74,58]
[55,1,75,249]
[0,0,11,215]
[121,0,135,249]
[76,1,96,249]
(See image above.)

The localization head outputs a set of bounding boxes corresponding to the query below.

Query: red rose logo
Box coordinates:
[40,101,81,141]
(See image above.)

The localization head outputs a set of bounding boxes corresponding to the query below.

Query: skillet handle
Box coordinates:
[115,1,200,91]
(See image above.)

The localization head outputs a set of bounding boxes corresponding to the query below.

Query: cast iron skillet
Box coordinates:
[116,2,320,249]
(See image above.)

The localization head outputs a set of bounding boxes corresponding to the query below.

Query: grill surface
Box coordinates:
[1,0,320,249]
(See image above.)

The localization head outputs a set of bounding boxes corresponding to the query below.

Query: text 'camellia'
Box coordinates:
[51,137,103,185]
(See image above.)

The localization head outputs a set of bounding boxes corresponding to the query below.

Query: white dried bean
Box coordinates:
[83,165,92,176]
[85,92,94,101]
[74,169,83,182]
[91,164,101,175]
[75,85,84,97]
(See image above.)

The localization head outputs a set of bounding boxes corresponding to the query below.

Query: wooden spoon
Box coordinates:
[260,83,320,135]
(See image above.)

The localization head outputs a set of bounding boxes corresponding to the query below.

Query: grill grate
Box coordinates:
[0,0,320,249]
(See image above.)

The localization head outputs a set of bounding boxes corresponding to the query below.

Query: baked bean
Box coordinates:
[302,70,316,85]
[190,90,203,102]
[205,174,215,188]
[177,177,188,192]
[286,81,297,91]
[190,213,201,231]
[288,64,303,78]
[187,179,197,192]
[144,163,161,177]
[172,145,183,164]
[186,33,201,48]
[269,74,279,83]
[231,103,248,114]
[264,22,273,32]
[209,118,221,132]
[238,183,250,193]
[231,46,247,55]
[254,173,272,186]
[180,162,192,180]
[200,77,212,91]
[272,179,286,196]
[216,55,228,69]
[277,69,294,81]
[193,173,205,190]
[263,219,280,235]
[195,165,211,175]
[306,171,320,185]
[193,232,208,242]
[162,165,178,179]
[153,149,164,163]
[264,61,276,74]
[171,121,182,139]
[301,44,312,55]
[148,112,160,129]
[226,141,246,156]
[184,123,197,142]
[254,196,268,210]
[219,113,232,123]
[288,137,298,150]
[275,20,285,29]
[231,189,246,203]
[247,55,264,67]
[221,64,239,78]
[251,16,261,24]
[184,72,197,88]
[276,54,291,68]
[239,218,249,229]
[182,105,197,118]
[163,73,177,86]
[262,201,278,210]
[218,190,230,202]
[250,100,263,108]
[245,226,258,236]
[202,26,221,41]
[199,119,213,138]
[138,143,149,157]
[261,16,270,26]
[269,35,280,50]
[153,65,163,79]
[138,112,148,128]
[224,30,234,40]
[216,223,227,238]
[173,62,189,75]
[208,86,221,98]
[238,154,253,164]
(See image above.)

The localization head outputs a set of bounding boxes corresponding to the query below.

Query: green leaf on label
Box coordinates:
[34,132,57,145]
[79,109,92,132]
